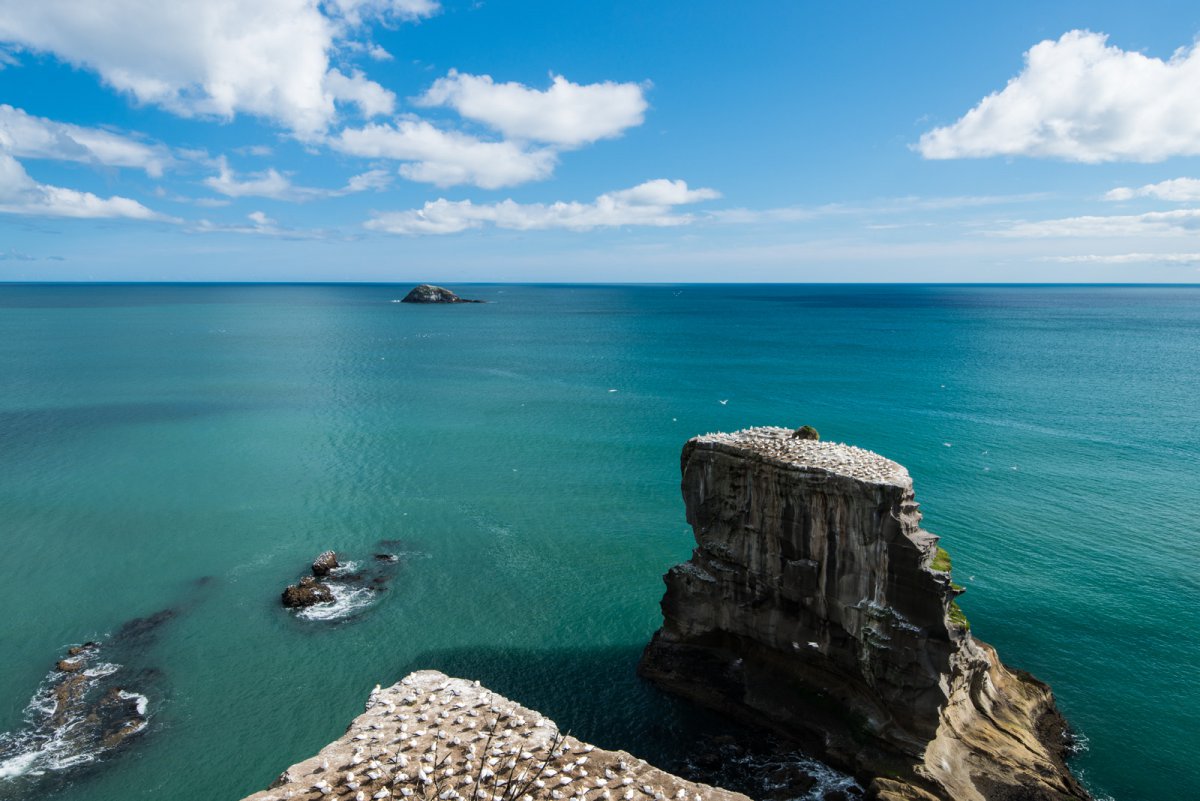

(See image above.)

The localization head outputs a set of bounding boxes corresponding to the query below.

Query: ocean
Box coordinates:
[0,284,1195,801]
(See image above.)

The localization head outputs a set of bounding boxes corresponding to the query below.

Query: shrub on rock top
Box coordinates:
[791,425,820,440]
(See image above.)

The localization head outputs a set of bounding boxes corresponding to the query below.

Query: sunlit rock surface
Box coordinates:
[241,670,750,801]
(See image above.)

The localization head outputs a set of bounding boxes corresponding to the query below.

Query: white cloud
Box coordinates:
[1104,177,1200,202]
[204,155,393,200]
[233,144,274,157]
[334,70,650,189]
[191,208,327,237]
[608,178,718,206]
[418,71,647,147]
[324,0,438,26]
[205,157,293,199]
[324,68,395,117]
[0,152,167,219]
[0,0,433,137]
[1039,252,1200,264]
[993,208,1200,238]
[343,167,391,192]
[331,120,556,188]
[708,193,1050,225]
[0,104,171,176]
[365,178,719,235]
[918,30,1200,162]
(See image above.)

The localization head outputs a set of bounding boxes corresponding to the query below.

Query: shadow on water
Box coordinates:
[399,645,862,801]
[0,577,216,801]
[0,401,268,453]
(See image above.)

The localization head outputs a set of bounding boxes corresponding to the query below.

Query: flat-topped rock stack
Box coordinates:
[694,427,910,486]
[640,428,1090,801]
[241,670,750,801]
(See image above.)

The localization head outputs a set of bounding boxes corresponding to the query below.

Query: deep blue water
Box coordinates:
[0,284,1196,801]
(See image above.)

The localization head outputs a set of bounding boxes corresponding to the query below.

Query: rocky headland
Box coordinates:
[241,670,749,801]
[638,427,1090,801]
[400,285,484,304]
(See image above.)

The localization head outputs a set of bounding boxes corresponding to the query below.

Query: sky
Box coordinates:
[4,0,1200,282]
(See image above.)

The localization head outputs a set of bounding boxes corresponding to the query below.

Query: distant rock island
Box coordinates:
[400,284,483,303]
[639,426,1091,801]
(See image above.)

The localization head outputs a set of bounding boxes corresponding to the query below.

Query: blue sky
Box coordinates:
[3,0,1200,281]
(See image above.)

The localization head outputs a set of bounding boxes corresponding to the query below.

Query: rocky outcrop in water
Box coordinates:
[312,551,340,577]
[401,284,483,304]
[281,546,408,620]
[0,640,150,785]
[281,576,334,608]
[240,670,750,801]
[638,427,1090,801]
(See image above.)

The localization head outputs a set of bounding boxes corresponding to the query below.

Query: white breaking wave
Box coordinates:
[82,662,120,679]
[295,583,376,622]
[118,691,149,718]
[0,656,148,783]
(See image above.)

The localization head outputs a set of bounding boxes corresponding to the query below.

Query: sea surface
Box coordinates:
[0,284,1196,801]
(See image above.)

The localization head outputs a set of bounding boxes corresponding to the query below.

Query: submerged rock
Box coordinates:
[311,550,339,577]
[639,426,1090,801]
[241,670,750,801]
[280,576,334,608]
[0,641,150,784]
[400,283,483,303]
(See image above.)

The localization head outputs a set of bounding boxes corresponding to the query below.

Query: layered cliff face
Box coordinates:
[639,428,1090,801]
[242,670,750,801]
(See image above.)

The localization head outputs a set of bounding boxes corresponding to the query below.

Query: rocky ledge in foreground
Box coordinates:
[638,427,1091,801]
[400,284,484,303]
[241,670,749,801]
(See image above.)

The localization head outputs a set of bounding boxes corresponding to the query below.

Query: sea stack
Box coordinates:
[638,427,1090,801]
[400,284,483,303]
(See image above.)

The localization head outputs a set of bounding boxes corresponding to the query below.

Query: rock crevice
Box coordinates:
[639,427,1090,801]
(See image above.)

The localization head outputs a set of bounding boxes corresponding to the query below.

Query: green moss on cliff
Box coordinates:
[930,546,952,573]
[948,600,970,629]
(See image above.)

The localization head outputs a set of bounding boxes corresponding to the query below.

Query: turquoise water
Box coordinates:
[0,284,1196,801]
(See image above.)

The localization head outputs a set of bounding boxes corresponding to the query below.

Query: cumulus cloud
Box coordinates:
[1104,177,1200,202]
[418,71,648,147]
[918,30,1200,162]
[365,178,719,235]
[330,70,649,189]
[331,120,557,188]
[0,104,171,176]
[204,155,392,200]
[324,68,396,118]
[0,152,168,219]
[0,0,433,137]
[993,208,1200,238]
